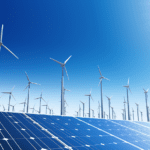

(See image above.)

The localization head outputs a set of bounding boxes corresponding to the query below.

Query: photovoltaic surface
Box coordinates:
[0,111,150,150]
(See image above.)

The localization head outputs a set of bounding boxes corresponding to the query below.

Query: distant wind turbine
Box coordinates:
[0,24,19,59]
[35,92,46,114]
[42,100,49,114]
[50,56,72,115]
[80,100,86,117]
[123,78,132,120]
[75,111,78,117]
[140,111,143,121]
[135,103,139,121]
[132,108,134,121]
[85,89,94,118]
[106,95,112,119]
[19,98,26,112]
[98,66,109,118]
[143,88,149,122]
[98,101,101,118]
[2,86,16,111]
[10,103,17,112]
[30,104,36,113]
[111,107,114,119]
[24,72,40,113]
[123,97,126,120]
[91,109,95,118]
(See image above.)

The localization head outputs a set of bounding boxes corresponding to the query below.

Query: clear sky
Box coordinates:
[1,0,150,121]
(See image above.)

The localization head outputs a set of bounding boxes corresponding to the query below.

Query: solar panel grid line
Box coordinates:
[24,114,73,150]
[1,112,37,150]
[0,127,13,150]
[14,113,69,149]
[7,113,51,150]
[76,118,144,150]
[131,121,150,129]
[110,120,150,137]
[0,143,4,150]
[28,115,106,149]
[28,115,91,149]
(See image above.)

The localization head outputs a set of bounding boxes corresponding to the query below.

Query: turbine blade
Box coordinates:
[103,77,110,81]
[50,57,63,65]
[34,97,40,100]
[98,79,102,86]
[91,96,94,101]
[1,24,4,43]
[1,92,10,94]
[24,84,29,91]
[2,44,19,59]
[42,98,46,103]
[129,87,132,94]
[85,94,90,96]
[147,89,149,92]
[143,88,146,92]
[64,67,69,80]
[64,55,72,64]
[25,72,30,82]
[97,65,102,76]
[11,94,16,101]
[31,82,40,85]
[11,85,15,92]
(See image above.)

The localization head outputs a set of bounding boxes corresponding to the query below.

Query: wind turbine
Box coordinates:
[64,88,70,115]
[2,86,16,111]
[2,105,5,111]
[35,92,46,114]
[50,55,72,115]
[106,95,112,119]
[111,107,114,119]
[42,100,49,114]
[85,89,94,118]
[123,97,126,120]
[10,103,17,112]
[98,101,101,118]
[121,109,124,120]
[106,114,108,119]
[135,103,139,121]
[80,100,86,117]
[79,104,81,117]
[19,98,26,112]
[24,72,40,113]
[0,24,19,59]
[30,104,36,113]
[103,111,105,119]
[98,66,110,118]
[122,113,124,120]
[91,109,95,118]
[123,78,132,120]
[143,88,149,122]
[75,111,78,117]
[140,111,143,121]
[132,108,134,121]
[48,107,51,115]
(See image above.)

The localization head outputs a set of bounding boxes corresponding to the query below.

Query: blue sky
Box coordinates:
[0,0,150,121]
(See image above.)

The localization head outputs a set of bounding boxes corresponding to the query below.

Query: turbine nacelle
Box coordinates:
[143,88,149,93]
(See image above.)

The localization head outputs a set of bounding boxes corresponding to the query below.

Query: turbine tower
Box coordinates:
[123,78,132,120]
[98,101,101,118]
[24,72,40,113]
[106,95,112,119]
[111,107,113,119]
[30,104,36,113]
[75,111,78,117]
[143,88,149,122]
[123,97,126,120]
[80,101,85,117]
[2,86,16,111]
[79,104,81,117]
[0,24,19,59]
[85,89,94,118]
[132,108,134,121]
[91,109,95,118]
[135,103,139,121]
[140,111,143,121]
[50,56,72,115]
[35,92,45,114]
[98,66,109,118]
[10,103,17,112]
[19,98,26,112]
[121,109,124,120]
[42,100,49,114]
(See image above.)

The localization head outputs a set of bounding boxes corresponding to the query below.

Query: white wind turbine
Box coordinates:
[35,92,46,114]
[42,100,49,114]
[143,88,149,122]
[135,103,139,121]
[30,104,36,113]
[24,72,40,113]
[123,78,132,120]
[106,95,112,119]
[80,100,86,117]
[50,55,72,115]
[98,66,110,118]
[10,103,17,112]
[132,108,134,121]
[98,101,101,118]
[123,97,126,120]
[19,98,26,113]
[2,86,16,111]
[0,24,19,59]
[85,89,94,118]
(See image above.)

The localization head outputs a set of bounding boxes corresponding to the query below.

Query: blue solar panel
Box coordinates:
[1,111,149,149]
[80,117,150,149]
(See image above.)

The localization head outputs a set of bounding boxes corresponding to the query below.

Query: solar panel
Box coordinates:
[80,117,150,149]
[0,111,149,149]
